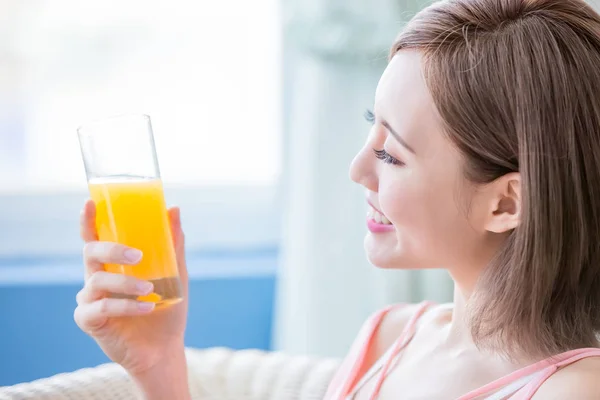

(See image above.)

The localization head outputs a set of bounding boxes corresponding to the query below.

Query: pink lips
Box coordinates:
[366,201,395,233]
[367,218,395,233]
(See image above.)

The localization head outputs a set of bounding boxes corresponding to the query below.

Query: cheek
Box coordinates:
[379,171,468,264]
[378,172,429,227]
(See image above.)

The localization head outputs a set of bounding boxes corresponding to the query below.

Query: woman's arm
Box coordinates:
[131,345,191,400]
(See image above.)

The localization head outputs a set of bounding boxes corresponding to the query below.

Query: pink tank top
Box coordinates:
[323,302,600,400]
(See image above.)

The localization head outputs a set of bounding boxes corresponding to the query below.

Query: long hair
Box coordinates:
[392,0,600,359]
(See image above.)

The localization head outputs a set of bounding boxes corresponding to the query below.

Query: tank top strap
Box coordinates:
[368,301,436,400]
[326,303,409,400]
[457,347,600,400]
[510,347,600,400]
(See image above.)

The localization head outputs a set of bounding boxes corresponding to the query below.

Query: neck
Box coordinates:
[443,280,538,368]
[442,282,474,346]
[442,238,501,347]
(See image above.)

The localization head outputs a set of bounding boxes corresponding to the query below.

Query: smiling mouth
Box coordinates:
[367,205,393,225]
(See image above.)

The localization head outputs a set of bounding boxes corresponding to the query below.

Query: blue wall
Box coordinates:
[0,250,277,386]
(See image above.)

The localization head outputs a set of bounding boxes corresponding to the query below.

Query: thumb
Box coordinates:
[168,207,183,246]
[168,206,187,280]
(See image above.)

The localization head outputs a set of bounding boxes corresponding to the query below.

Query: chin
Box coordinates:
[364,231,412,269]
[366,254,397,269]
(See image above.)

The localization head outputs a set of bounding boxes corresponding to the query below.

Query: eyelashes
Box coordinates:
[364,109,375,124]
[364,109,404,165]
[365,109,404,166]
[373,149,404,166]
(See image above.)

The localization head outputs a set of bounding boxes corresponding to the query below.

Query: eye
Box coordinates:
[373,149,404,166]
[364,109,375,125]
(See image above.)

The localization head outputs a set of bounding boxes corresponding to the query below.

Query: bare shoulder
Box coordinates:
[370,303,424,359]
[352,303,422,377]
[533,356,600,399]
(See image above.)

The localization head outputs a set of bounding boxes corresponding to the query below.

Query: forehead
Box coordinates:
[374,51,450,159]
[375,51,432,123]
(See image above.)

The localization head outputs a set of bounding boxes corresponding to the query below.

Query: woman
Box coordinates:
[75,0,600,398]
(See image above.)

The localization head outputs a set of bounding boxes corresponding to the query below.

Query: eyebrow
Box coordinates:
[380,119,416,154]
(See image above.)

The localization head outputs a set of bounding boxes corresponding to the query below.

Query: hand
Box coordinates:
[74,200,189,376]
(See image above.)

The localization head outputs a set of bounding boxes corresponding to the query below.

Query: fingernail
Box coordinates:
[135,281,154,295]
[138,302,155,312]
[124,249,143,263]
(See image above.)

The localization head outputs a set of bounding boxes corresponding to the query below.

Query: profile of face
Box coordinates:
[349,51,520,278]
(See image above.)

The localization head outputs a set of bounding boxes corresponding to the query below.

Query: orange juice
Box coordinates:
[89,176,182,306]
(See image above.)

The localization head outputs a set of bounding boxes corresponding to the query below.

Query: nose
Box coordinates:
[349,143,378,193]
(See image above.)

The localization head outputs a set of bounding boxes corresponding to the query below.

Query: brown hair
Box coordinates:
[392,0,600,359]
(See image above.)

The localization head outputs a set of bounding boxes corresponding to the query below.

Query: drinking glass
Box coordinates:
[78,114,182,307]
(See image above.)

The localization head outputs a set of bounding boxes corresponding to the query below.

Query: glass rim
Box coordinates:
[77,113,151,138]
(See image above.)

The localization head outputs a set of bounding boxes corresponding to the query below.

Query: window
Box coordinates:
[0,0,282,261]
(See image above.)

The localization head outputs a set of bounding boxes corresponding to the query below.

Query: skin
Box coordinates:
[75,50,600,399]
[76,202,191,400]
[347,51,600,399]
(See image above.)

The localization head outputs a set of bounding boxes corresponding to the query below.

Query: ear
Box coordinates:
[484,172,521,233]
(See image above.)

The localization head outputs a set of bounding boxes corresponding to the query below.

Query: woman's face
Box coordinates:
[350,51,489,272]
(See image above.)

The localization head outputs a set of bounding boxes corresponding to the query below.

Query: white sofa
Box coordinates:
[0,348,340,400]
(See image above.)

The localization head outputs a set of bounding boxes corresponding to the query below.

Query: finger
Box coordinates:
[76,271,154,305]
[84,242,143,267]
[74,299,155,333]
[168,206,185,253]
[83,242,143,279]
[80,199,98,242]
[168,206,188,287]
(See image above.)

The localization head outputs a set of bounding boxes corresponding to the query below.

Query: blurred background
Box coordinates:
[2,0,562,386]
